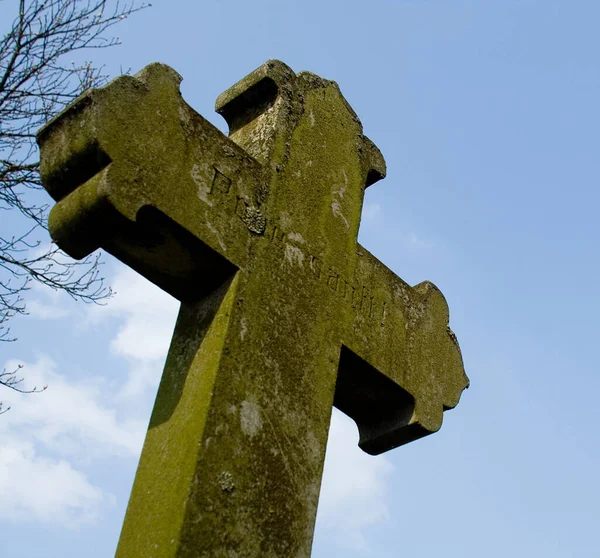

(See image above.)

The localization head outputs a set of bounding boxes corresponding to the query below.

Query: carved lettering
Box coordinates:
[327,268,339,292]
[360,286,375,318]
[234,195,245,217]
[262,218,387,325]
[212,167,232,195]
[340,278,356,306]
[310,255,323,279]
[271,225,286,244]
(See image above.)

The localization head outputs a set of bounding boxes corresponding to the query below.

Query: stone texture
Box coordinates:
[37,60,469,557]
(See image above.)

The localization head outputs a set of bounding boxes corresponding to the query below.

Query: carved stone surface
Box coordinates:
[37,60,469,557]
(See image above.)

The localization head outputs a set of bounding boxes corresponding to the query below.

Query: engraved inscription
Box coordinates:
[198,166,266,235]
[270,224,286,244]
[203,178,387,324]
[327,268,339,292]
[340,278,356,306]
[309,255,322,279]
[265,222,388,325]
[212,167,232,195]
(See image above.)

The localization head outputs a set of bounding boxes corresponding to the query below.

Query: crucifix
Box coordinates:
[37,60,469,557]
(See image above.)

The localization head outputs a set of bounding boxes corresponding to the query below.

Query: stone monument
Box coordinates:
[37,60,469,557]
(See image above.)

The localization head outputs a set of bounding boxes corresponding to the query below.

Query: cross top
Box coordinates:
[38,61,469,557]
[215,60,386,247]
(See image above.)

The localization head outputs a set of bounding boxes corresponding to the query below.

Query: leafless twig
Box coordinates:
[0,0,148,408]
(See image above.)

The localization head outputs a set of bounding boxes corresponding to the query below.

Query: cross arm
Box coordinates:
[337,245,469,454]
[36,63,268,300]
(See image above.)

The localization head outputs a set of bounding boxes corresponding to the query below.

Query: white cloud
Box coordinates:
[20,242,103,321]
[0,356,142,527]
[316,409,394,551]
[24,273,74,320]
[88,266,179,399]
[1,356,145,458]
[0,266,176,529]
[111,273,177,399]
[106,268,178,361]
[0,439,104,526]
[26,298,72,320]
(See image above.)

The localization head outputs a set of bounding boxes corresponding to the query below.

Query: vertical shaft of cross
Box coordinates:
[117,262,344,556]
[115,277,240,557]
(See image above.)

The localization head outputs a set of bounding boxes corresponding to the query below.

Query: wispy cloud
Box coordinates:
[90,267,179,399]
[0,439,105,526]
[0,266,176,529]
[0,356,140,526]
[316,409,394,551]
[24,275,74,320]
[1,356,145,457]
[26,299,72,320]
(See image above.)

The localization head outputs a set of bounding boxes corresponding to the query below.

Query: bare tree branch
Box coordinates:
[0,363,47,413]
[0,0,148,407]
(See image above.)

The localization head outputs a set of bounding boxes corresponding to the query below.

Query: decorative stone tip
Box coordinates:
[215,59,295,134]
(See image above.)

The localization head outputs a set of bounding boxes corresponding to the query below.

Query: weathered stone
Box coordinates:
[37,60,469,557]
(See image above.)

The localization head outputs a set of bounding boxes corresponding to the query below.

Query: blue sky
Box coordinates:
[2,0,600,556]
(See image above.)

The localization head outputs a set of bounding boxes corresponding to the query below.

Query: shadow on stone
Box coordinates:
[334,346,428,455]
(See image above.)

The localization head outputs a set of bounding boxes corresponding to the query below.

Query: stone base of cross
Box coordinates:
[37,60,469,557]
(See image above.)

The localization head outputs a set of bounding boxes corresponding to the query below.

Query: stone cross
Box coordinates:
[37,61,469,557]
